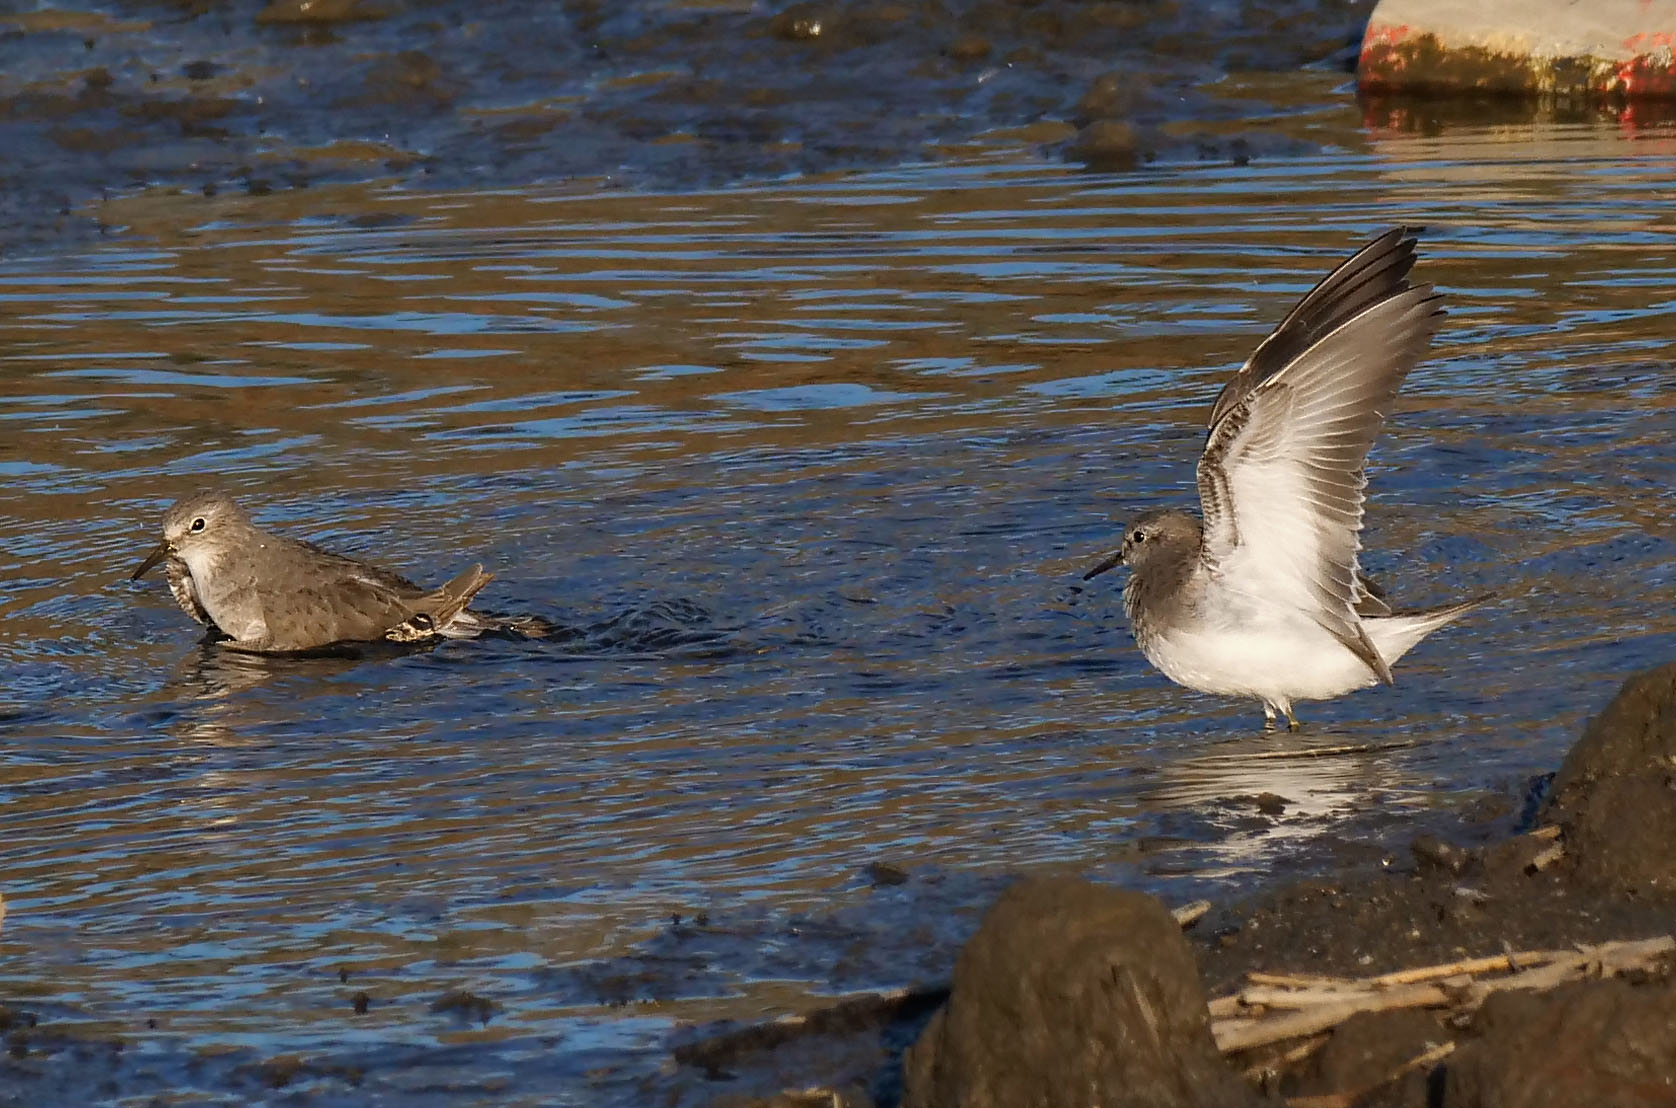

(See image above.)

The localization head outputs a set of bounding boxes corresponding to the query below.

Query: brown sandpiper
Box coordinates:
[132,492,522,653]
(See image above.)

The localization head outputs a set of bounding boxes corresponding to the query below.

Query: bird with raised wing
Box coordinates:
[1083,228,1488,729]
[132,492,537,653]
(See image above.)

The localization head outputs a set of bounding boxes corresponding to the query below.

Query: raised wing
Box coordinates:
[1196,282,1445,683]
[1207,228,1420,431]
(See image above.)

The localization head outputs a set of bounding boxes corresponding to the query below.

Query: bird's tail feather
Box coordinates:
[429,565,495,631]
[1367,592,1494,667]
[442,610,561,639]
[381,566,495,642]
[384,566,562,643]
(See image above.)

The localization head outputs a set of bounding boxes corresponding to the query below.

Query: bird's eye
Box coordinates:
[190,517,206,533]
[1131,530,1146,544]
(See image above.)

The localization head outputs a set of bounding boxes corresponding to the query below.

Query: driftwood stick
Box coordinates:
[1396,1039,1457,1074]
[1241,1032,1330,1080]
[1368,948,1566,987]
[1285,1093,1352,1108]
[1528,842,1566,871]
[1213,936,1674,1054]
[1246,971,1352,988]
[1463,958,1581,1001]
[1460,936,1675,1003]
[1171,900,1212,927]
[1237,983,1427,1010]
[1593,935,1676,965]
[1214,981,1449,1053]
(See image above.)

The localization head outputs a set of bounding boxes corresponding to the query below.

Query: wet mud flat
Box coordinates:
[660,660,1676,1108]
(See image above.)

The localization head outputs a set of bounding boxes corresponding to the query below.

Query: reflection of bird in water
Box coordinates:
[155,642,357,707]
[132,492,551,653]
[1144,734,1419,869]
[1147,733,1410,814]
[1084,229,1489,729]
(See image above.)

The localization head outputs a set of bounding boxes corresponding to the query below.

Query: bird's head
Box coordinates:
[1083,509,1202,581]
[132,493,253,579]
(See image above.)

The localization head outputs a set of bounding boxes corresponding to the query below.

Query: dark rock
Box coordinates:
[1073,70,1142,125]
[1443,978,1676,1108]
[1460,792,1514,825]
[1067,119,1141,171]
[769,3,837,42]
[255,1054,305,1089]
[1288,1008,1447,1104]
[1478,830,1557,877]
[1412,834,1473,876]
[902,877,1257,1108]
[865,861,909,887]
[716,1086,876,1108]
[355,50,461,111]
[676,987,946,1081]
[430,989,497,1025]
[1547,661,1676,894]
[256,0,381,25]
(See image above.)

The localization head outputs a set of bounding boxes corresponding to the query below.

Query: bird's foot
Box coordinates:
[1264,704,1302,732]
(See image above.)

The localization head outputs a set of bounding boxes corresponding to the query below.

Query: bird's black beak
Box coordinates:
[1082,549,1124,581]
[131,541,170,581]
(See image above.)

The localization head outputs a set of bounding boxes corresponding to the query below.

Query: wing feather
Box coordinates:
[1196,277,1445,684]
[1208,227,1420,430]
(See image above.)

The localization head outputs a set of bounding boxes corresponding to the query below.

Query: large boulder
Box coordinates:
[902,877,1256,1108]
[1359,0,1676,100]
[1443,978,1676,1108]
[1548,661,1676,895]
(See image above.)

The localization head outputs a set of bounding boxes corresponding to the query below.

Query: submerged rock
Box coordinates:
[902,877,1256,1108]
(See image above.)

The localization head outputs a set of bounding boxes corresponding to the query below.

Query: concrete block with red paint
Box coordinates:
[1359,0,1676,99]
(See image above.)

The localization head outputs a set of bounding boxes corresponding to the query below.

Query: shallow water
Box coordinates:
[4,113,1676,1102]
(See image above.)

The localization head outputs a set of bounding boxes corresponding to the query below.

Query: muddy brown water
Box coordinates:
[4,111,1676,1101]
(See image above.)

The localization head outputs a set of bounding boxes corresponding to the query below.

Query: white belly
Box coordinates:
[1138,620,1381,704]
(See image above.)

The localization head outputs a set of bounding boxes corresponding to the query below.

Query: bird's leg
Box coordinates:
[1262,704,1278,733]
[1284,706,1301,732]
